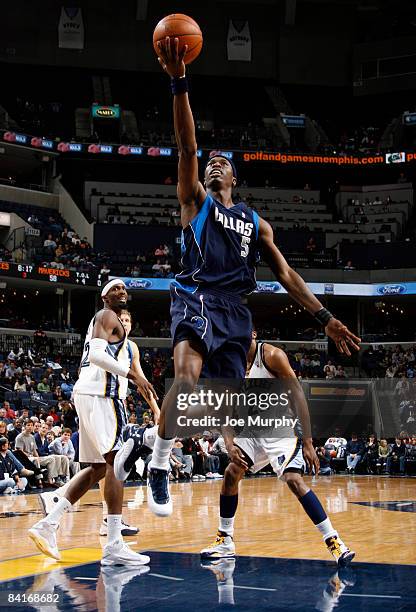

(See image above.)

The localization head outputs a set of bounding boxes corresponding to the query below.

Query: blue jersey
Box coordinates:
[174,194,260,296]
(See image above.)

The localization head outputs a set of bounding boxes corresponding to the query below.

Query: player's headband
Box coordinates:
[101,278,126,297]
[205,153,238,182]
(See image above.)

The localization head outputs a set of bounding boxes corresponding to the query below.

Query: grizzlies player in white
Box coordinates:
[200,330,355,567]
[36,308,160,538]
[28,279,156,566]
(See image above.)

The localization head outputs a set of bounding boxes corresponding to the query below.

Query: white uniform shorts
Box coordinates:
[234,437,305,478]
[74,393,127,463]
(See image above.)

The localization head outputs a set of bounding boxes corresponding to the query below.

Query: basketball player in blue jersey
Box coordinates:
[201,330,354,566]
[142,37,361,517]
[28,280,156,567]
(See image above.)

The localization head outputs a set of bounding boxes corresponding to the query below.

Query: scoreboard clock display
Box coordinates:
[0,262,104,287]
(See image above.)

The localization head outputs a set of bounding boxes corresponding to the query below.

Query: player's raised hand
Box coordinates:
[130,373,159,402]
[157,36,187,78]
[325,318,361,356]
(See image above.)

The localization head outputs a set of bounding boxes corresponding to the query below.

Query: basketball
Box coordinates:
[330,450,337,458]
[153,14,203,65]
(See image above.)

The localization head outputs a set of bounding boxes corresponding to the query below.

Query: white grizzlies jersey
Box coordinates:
[74,315,133,400]
[247,343,275,379]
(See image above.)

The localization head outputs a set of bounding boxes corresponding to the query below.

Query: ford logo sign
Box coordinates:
[377,284,406,295]
[256,282,281,293]
[127,279,152,289]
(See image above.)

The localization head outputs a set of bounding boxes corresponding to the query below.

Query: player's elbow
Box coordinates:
[275,266,293,287]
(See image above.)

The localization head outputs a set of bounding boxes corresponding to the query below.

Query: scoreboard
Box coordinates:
[0,262,104,287]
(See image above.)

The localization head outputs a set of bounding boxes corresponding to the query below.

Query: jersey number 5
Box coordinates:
[241,235,250,258]
[80,341,90,368]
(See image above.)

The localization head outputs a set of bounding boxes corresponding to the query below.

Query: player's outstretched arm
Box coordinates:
[129,341,160,423]
[258,217,361,355]
[157,37,206,218]
[263,345,319,475]
[90,311,158,401]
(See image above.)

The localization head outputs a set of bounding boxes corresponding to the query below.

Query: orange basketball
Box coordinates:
[330,450,337,458]
[153,14,203,65]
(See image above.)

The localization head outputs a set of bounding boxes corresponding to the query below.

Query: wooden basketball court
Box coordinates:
[1,475,415,610]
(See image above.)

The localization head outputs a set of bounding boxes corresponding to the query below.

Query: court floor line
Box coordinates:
[148,573,184,581]
[234,586,277,592]
[341,594,402,599]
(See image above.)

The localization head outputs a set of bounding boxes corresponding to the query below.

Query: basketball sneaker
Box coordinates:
[28,519,60,561]
[114,425,145,482]
[38,490,67,516]
[99,518,139,537]
[147,467,172,517]
[101,540,150,567]
[325,535,355,567]
[200,531,235,558]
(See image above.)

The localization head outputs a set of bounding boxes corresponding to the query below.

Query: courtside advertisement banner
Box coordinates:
[113,278,416,296]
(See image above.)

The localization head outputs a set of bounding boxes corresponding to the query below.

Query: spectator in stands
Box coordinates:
[324,360,336,379]
[14,376,27,392]
[377,438,389,474]
[344,260,355,271]
[48,427,78,477]
[53,385,64,402]
[14,420,47,488]
[6,418,23,447]
[200,431,221,478]
[335,365,346,378]
[48,406,60,424]
[37,377,50,393]
[60,379,73,399]
[43,234,57,251]
[33,327,47,346]
[45,416,55,431]
[386,436,406,475]
[33,421,41,434]
[346,433,364,474]
[100,263,111,276]
[60,401,77,430]
[5,361,21,380]
[182,435,205,480]
[0,408,12,425]
[210,435,229,474]
[35,422,68,486]
[364,435,378,474]
[316,446,332,475]
[0,437,28,493]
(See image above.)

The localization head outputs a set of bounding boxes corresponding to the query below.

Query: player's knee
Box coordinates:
[282,472,304,497]
[174,371,199,390]
[224,462,244,488]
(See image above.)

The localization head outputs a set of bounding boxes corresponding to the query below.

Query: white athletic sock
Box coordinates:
[102,500,108,519]
[45,497,72,526]
[107,514,122,544]
[315,518,338,541]
[219,516,235,537]
[218,582,235,605]
[149,434,174,470]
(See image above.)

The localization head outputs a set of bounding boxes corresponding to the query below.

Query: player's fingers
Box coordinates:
[157,57,167,71]
[165,36,173,62]
[179,44,188,63]
[335,340,344,354]
[174,37,180,59]
[347,331,361,344]
[340,339,351,356]
[147,383,159,401]
[157,40,168,61]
